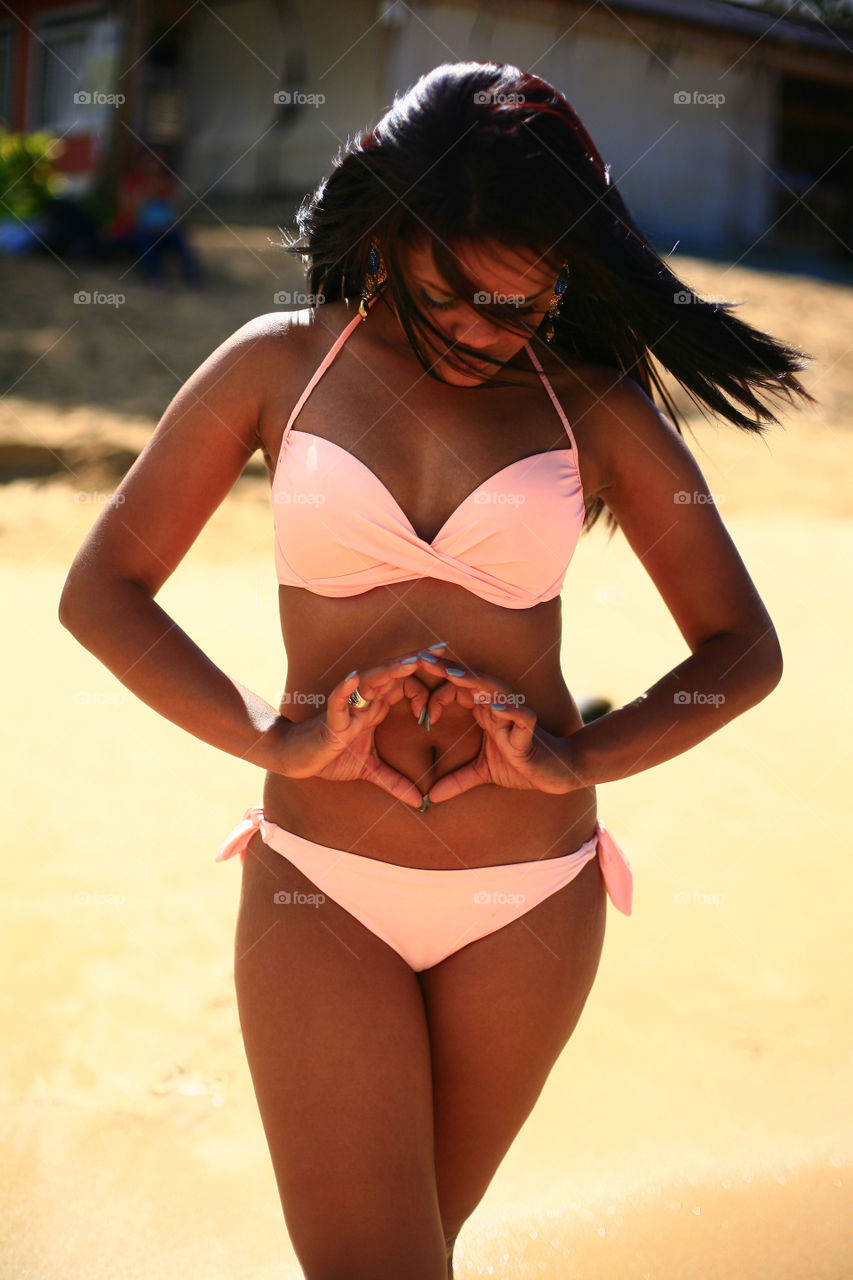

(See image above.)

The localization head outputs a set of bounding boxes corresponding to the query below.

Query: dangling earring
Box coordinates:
[543,262,570,343]
[358,241,388,319]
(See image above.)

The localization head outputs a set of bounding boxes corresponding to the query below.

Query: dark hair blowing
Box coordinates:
[283,61,816,534]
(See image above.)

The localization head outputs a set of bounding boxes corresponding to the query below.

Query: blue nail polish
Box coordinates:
[425,711,431,732]
[417,708,426,725]
[427,641,448,651]
[491,702,508,710]
[419,650,439,663]
[400,655,418,663]
[446,667,465,677]
[345,670,357,679]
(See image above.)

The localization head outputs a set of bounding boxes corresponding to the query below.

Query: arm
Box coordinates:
[59,314,295,770]
[566,378,783,787]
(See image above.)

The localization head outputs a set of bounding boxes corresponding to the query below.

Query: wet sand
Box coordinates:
[1,241,851,1275]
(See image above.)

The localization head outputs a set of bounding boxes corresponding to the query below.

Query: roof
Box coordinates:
[604,0,853,55]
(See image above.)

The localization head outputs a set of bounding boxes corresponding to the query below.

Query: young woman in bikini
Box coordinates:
[60,61,813,1280]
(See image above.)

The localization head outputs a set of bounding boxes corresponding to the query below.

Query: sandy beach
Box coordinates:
[1,231,851,1276]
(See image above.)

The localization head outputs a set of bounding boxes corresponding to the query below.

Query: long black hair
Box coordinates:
[282,60,816,534]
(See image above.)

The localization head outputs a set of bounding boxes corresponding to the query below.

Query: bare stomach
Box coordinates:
[261,582,599,870]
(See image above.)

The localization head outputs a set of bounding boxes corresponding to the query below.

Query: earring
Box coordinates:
[358,241,388,319]
[543,262,570,343]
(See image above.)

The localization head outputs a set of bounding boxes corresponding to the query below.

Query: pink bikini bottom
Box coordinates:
[216,806,633,972]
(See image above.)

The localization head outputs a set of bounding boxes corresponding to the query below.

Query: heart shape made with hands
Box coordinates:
[342,653,557,807]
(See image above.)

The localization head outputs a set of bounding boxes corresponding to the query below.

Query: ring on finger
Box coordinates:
[348,687,370,710]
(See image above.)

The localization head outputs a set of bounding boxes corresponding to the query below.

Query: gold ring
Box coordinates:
[348,688,369,710]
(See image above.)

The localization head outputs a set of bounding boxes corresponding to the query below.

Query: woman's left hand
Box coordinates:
[413,657,587,803]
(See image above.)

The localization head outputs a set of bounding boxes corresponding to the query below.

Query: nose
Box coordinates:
[445,308,500,350]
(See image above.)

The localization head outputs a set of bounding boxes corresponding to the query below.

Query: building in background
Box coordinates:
[2,0,852,257]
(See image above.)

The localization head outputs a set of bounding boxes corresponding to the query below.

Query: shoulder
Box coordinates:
[536,355,641,501]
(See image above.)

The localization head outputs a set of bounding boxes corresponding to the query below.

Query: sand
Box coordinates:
[1,231,851,1276]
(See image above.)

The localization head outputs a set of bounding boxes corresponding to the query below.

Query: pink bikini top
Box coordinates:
[272,299,585,609]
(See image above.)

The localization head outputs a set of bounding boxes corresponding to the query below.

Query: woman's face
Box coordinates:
[394,238,558,384]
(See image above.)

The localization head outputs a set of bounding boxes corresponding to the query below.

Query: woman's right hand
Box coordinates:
[272,645,448,807]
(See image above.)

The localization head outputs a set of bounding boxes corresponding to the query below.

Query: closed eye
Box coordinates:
[420,290,538,315]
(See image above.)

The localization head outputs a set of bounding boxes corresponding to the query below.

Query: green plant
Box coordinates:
[0,129,66,222]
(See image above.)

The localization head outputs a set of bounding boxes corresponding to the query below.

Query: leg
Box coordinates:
[234,831,447,1280]
[419,851,608,1258]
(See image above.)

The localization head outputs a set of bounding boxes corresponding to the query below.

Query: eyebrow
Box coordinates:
[412,275,550,303]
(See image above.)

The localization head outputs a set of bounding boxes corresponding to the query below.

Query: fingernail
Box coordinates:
[417,708,426,725]
[425,711,431,732]
[427,641,448,651]
[345,670,357,680]
[418,650,439,663]
[491,702,508,710]
[417,793,432,812]
[400,655,418,663]
[446,667,465,676]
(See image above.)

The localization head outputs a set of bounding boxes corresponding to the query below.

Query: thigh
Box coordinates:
[234,831,447,1279]
[419,851,607,1243]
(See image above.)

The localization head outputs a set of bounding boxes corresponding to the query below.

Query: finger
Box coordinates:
[486,702,536,753]
[359,643,448,692]
[361,754,425,808]
[428,760,488,805]
[326,670,364,736]
[424,679,462,728]
[435,663,514,707]
[399,672,432,720]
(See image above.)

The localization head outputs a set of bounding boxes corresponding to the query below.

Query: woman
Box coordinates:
[60,62,813,1280]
